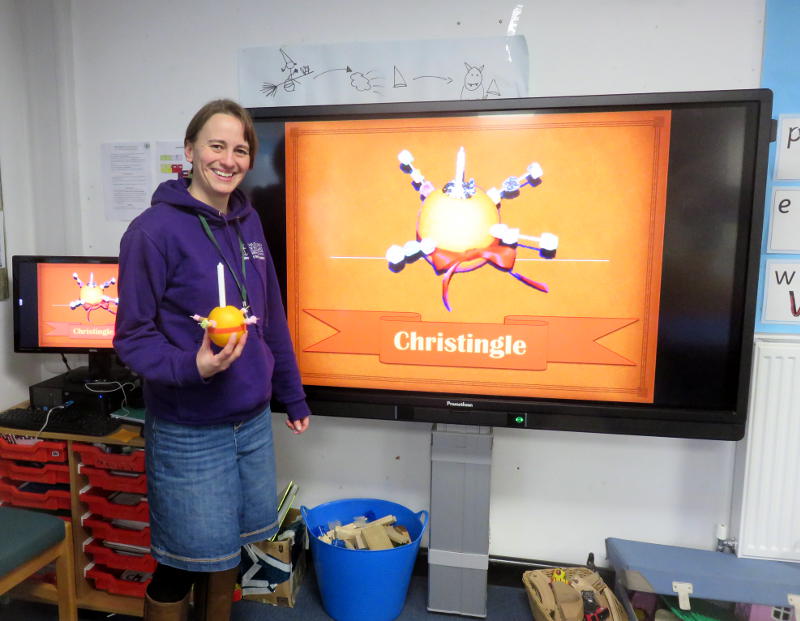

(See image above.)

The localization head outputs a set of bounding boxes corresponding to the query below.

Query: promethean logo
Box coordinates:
[446,401,474,408]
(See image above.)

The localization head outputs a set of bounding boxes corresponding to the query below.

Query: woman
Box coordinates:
[114,99,310,621]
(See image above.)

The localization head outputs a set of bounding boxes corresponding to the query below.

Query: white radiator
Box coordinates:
[733,338,800,561]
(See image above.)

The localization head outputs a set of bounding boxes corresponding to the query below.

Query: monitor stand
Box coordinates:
[428,423,492,618]
[65,351,132,384]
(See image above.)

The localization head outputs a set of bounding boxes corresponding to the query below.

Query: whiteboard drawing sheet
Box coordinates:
[238,36,529,107]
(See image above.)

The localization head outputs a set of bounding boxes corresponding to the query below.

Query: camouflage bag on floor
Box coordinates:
[523,567,627,621]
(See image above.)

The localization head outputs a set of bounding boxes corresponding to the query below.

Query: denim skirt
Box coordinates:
[144,407,278,572]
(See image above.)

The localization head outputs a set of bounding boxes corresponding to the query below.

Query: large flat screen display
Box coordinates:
[246,89,772,439]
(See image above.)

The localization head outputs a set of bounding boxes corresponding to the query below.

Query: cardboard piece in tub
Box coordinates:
[241,508,306,607]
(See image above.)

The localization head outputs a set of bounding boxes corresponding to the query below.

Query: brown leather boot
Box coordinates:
[143,591,190,620]
[191,566,240,621]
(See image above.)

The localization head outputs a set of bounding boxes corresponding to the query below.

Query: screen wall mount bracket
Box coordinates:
[428,423,492,617]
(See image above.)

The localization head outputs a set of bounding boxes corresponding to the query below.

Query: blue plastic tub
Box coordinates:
[301,498,429,621]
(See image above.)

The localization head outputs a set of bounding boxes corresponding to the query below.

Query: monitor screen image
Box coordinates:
[35,262,118,349]
[244,89,773,440]
[13,255,119,359]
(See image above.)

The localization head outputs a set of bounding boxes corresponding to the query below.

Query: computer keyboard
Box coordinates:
[0,407,123,437]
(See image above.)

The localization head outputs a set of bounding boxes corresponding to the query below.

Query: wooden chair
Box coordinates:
[0,506,78,621]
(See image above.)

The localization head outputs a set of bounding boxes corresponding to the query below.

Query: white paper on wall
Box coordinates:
[238,36,529,108]
[768,187,800,253]
[101,142,152,222]
[775,115,800,180]
[762,259,800,323]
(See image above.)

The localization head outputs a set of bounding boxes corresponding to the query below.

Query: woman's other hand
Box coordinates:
[286,416,310,435]
[196,329,249,379]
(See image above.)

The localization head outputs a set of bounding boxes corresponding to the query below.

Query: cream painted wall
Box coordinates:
[0,0,50,404]
[4,0,766,565]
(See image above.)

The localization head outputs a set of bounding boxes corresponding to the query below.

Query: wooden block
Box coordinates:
[335,514,397,537]
[385,525,411,546]
[362,523,394,550]
[369,514,397,527]
[353,531,367,550]
[334,526,350,540]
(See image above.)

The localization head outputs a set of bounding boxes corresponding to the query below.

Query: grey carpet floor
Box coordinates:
[1,571,533,620]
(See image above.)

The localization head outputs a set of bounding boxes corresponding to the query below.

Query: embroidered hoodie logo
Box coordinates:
[246,242,266,260]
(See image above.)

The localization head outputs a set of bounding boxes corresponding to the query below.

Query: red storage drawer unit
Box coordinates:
[73,442,144,472]
[0,436,67,463]
[84,539,156,573]
[82,514,151,548]
[79,464,147,494]
[79,488,149,522]
[0,459,70,484]
[0,478,71,511]
[85,563,151,599]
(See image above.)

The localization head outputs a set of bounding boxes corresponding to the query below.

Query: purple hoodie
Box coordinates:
[113,178,310,425]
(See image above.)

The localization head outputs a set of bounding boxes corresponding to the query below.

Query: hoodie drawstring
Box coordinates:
[233,218,269,333]
[198,214,249,311]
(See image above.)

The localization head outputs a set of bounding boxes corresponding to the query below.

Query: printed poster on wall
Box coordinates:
[101,142,152,222]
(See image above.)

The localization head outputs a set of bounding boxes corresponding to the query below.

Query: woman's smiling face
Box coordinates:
[184,113,251,212]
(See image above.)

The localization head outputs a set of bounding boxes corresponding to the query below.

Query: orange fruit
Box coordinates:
[207,305,246,347]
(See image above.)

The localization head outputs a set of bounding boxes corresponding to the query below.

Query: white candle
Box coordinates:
[453,147,466,198]
[216,262,226,307]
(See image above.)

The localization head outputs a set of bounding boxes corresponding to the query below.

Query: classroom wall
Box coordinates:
[0,0,50,404]
[1,0,767,565]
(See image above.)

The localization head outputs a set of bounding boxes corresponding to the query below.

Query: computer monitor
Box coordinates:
[12,255,125,382]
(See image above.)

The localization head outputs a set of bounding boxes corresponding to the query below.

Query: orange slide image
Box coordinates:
[37,263,118,349]
[285,110,670,403]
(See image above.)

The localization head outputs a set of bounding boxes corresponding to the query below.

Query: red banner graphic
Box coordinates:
[44,322,115,339]
[303,310,636,371]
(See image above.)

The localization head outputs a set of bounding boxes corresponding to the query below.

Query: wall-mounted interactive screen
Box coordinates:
[244,89,773,440]
[13,255,121,381]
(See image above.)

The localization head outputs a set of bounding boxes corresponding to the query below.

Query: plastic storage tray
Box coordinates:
[79,464,146,494]
[0,459,70,484]
[0,478,71,511]
[73,443,144,472]
[79,488,149,522]
[84,538,155,573]
[0,436,67,462]
[82,514,151,547]
[85,563,150,599]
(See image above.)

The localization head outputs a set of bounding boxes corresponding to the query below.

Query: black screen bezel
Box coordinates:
[247,90,772,440]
